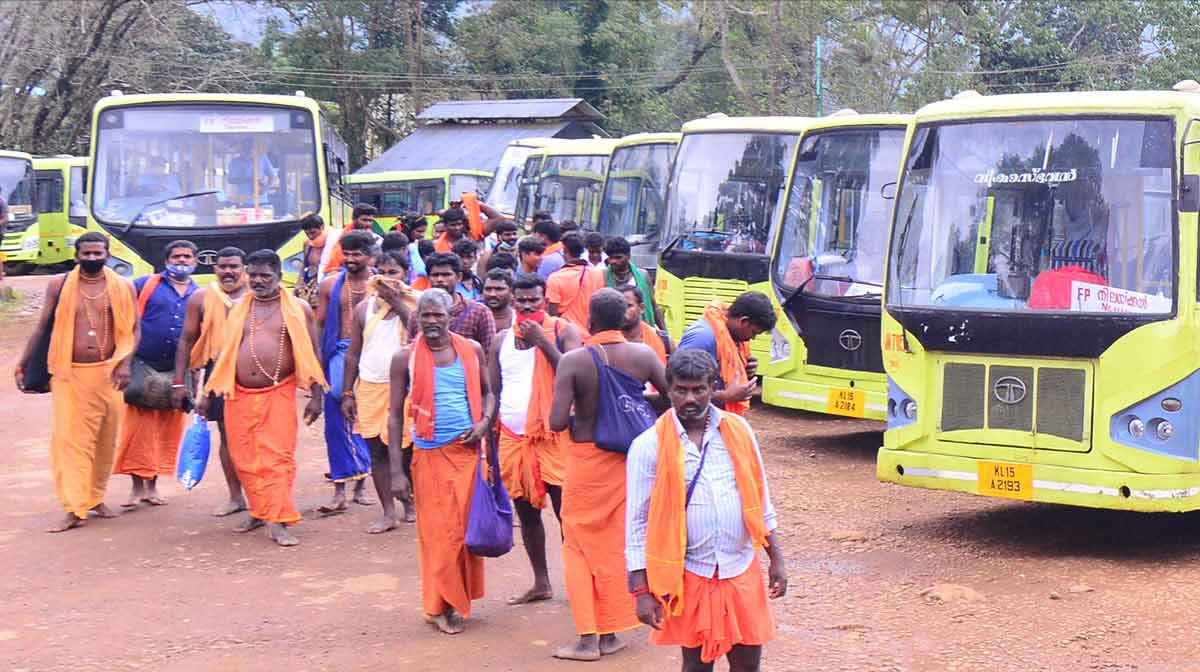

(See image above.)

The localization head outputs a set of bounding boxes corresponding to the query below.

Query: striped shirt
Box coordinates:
[625,405,777,580]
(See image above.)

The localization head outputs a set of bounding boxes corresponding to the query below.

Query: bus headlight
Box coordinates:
[106,257,134,277]
[1154,419,1174,441]
[21,237,39,250]
[902,399,917,420]
[283,251,305,275]
[1128,417,1145,438]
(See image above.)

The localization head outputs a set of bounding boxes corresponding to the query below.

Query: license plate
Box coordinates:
[825,388,865,417]
[977,461,1033,500]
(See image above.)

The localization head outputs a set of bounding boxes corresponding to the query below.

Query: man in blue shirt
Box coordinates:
[676,291,776,415]
[113,240,199,508]
[534,219,565,279]
[227,140,277,206]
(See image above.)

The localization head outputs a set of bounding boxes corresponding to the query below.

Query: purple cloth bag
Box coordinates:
[465,433,513,557]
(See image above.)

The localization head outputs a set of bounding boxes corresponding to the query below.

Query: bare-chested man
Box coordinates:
[482,268,515,332]
[173,246,248,516]
[315,229,376,512]
[15,232,138,532]
[549,288,668,661]
[203,250,327,547]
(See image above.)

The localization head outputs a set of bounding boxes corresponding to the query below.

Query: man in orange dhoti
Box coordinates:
[341,252,416,532]
[204,250,326,547]
[15,232,137,532]
[173,247,249,516]
[388,288,496,635]
[676,292,777,416]
[114,240,200,507]
[486,272,581,605]
[549,289,668,661]
[627,350,787,672]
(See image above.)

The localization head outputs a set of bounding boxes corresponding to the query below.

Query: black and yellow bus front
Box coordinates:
[878,98,1200,511]
[0,152,38,265]
[89,98,332,281]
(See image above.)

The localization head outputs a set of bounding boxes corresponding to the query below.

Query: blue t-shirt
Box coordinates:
[133,273,197,370]
[412,359,474,449]
[537,250,565,280]
[677,318,726,388]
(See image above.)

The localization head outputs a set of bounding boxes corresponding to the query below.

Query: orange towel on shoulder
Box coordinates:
[189,282,243,369]
[645,409,768,618]
[703,303,751,415]
[561,437,638,636]
[408,332,481,442]
[651,563,775,663]
[435,233,452,253]
[47,267,136,382]
[412,439,485,617]
[206,291,326,399]
[224,376,302,524]
[641,321,667,365]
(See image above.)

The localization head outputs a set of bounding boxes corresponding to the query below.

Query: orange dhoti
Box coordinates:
[113,405,186,479]
[651,562,775,662]
[51,360,123,519]
[560,439,638,635]
[498,427,567,507]
[412,439,485,618]
[353,380,391,444]
[223,377,302,525]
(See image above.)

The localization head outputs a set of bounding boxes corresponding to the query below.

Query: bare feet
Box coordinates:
[121,497,140,509]
[352,480,375,505]
[318,491,348,515]
[47,513,84,533]
[211,500,247,517]
[553,635,601,661]
[90,503,120,518]
[429,609,465,634]
[598,634,626,656]
[402,500,416,523]
[124,478,145,508]
[234,516,265,533]
[366,516,398,534]
[141,495,168,506]
[268,523,299,547]
[507,586,553,605]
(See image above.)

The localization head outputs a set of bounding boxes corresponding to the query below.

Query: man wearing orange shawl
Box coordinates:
[341,253,416,532]
[433,207,471,254]
[173,246,249,517]
[113,240,199,508]
[617,284,672,366]
[319,204,382,279]
[676,292,777,416]
[533,219,566,279]
[387,288,496,635]
[546,233,605,338]
[15,233,137,532]
[549,289,669,661]
[626,349,786,671]
[295,213,327,308]
[486,272,581,606]
[204,250,327,547]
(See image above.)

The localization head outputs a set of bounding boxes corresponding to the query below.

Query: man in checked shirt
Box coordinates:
[625,349,788,672]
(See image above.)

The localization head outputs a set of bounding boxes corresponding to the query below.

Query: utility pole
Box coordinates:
[815,35,824,116]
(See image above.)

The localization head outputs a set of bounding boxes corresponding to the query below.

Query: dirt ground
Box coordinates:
[3,273,1200,672]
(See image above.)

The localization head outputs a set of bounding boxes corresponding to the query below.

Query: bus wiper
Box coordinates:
[661,228,732,254]
[785,273,882,304]
[121,189,219,235]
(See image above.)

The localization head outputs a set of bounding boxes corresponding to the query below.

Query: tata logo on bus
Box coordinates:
[973,167,1077,186]
[195,249,219,266]
[838,329,863,352]
[993,376,1027,405]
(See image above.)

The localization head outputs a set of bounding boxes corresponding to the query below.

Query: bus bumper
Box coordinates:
[877,447,1200,512]
[762,374,887,421]
[0,229,39,263]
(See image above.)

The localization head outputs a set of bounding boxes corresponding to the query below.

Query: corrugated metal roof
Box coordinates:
[417,98,605,121]
[356,122,577,174]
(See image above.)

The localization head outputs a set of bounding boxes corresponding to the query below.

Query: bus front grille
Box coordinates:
[682,277,749,324]
[987,365,1035,431]
[942,363,987,431]
[1036,368,1087,441]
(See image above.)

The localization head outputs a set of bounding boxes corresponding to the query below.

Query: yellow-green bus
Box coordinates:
[28,156,89,267]
[488,137,561,220]
[598,132,680,272]
[86,91,353,284]
[0,150,38,268]
[878,86,1194,511]
[346,168,493,235]
[655,116,810,363]
[515,138,618,229]
[762,113,910,420]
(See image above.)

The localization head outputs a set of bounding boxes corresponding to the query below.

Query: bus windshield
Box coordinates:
[92,104,320,227]
[0,157,35,220]
[888,117,1175,314]
[485,145,536,214]
[534,155,609,226]
[351,179,444,217]
[450,173,490,202]
[775,128,905,298]
[663,132,797,254]
[514,154,543,222]
[599,142,674,239]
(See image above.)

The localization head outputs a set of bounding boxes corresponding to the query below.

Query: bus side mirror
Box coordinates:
[881,181,897,201]
[1181,175,1200,213]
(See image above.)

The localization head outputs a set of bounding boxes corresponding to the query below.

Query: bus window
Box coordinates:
[35,170,65,216]
[69,165,88,219]
[449,174,489,200]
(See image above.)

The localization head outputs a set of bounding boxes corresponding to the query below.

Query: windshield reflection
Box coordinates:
[0,157,35,219]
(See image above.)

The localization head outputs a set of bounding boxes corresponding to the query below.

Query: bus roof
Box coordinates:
[32,155,87,170]
[614,132,681,149]
[680,115,814,135]
[0,150,33,162]
[346,169,492,185]
[914,89,1200,123]
[539,137,620,158]
[93,92,323,114]
[505,137,563,150]
[801,113,910,133]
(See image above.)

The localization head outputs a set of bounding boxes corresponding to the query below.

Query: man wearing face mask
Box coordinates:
[113,240,199,508]
[477,220,520,278]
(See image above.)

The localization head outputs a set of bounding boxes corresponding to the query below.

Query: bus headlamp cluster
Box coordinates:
[106,257,134,277]
[901,399,917,420]
[283,251,305,275]
[21,237,39,250]
[1126,416,1173,442]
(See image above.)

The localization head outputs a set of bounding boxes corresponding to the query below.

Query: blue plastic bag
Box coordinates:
[176,414,211,491]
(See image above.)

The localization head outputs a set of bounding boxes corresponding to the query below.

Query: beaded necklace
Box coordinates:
[249,295,287,384]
